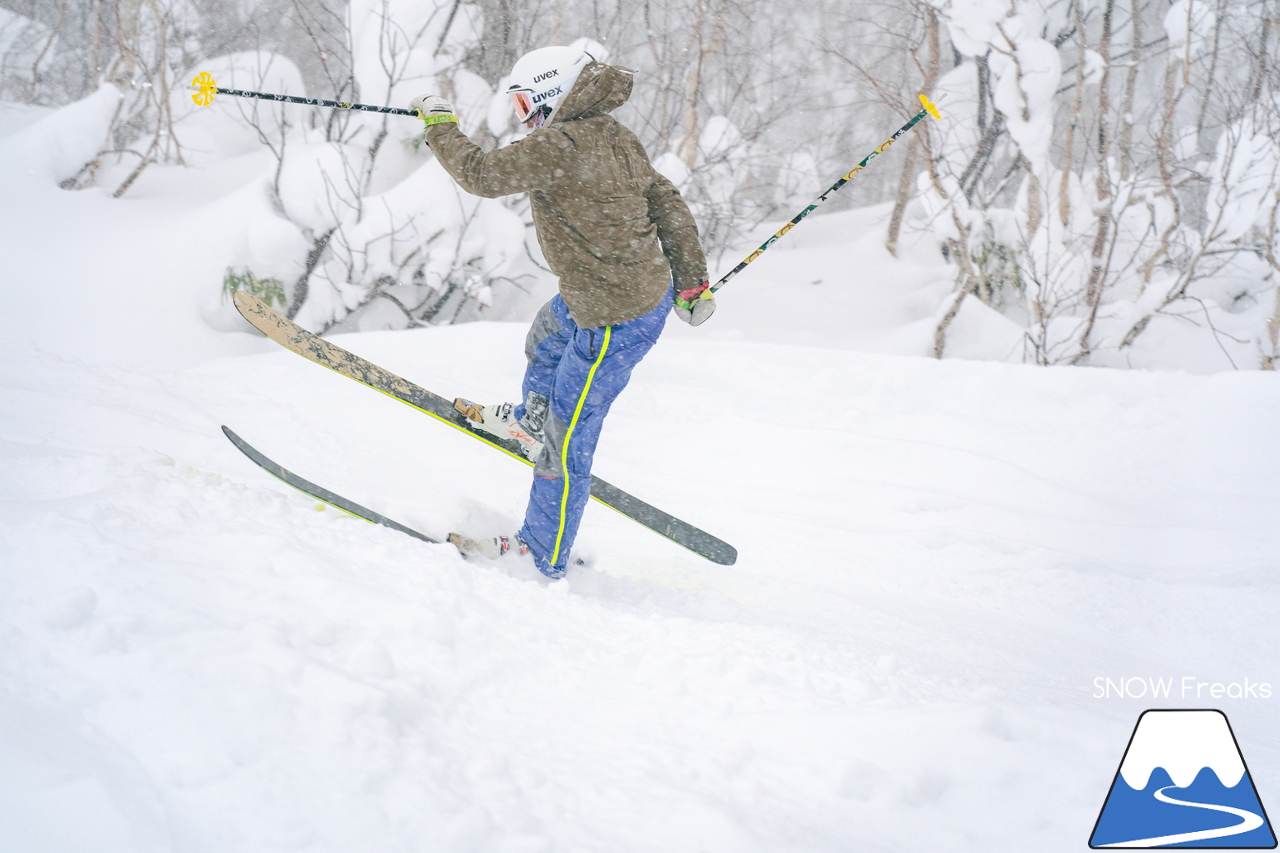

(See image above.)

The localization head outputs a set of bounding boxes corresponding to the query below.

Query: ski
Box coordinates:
[232,291,737,566]
[222,425,438,543]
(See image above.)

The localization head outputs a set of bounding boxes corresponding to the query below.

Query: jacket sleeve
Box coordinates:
[425,123,573,199]
[646,175,708,292]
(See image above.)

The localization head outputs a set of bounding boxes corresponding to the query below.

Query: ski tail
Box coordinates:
[222,425,438,544]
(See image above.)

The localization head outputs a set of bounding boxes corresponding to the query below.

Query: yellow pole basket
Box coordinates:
[190,72,217,106]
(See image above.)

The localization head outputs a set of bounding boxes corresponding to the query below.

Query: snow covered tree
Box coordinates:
[919,0,1280,367]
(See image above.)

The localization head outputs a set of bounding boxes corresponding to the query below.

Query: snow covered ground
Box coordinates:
[2,100,1278,853]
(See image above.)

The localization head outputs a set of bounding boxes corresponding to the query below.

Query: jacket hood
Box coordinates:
[553,61,634,123]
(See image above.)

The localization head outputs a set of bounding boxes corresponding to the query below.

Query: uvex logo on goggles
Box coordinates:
[510,86,562,121]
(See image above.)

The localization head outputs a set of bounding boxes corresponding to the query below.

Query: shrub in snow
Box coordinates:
[223,267,287,312]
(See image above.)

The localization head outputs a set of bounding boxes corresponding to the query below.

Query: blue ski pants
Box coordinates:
[514,290,672,577]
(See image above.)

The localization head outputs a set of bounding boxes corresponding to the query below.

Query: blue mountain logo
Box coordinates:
[1090,709,1276,848]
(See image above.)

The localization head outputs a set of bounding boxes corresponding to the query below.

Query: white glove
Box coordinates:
[673,280,716,326]
[409,95,457,126]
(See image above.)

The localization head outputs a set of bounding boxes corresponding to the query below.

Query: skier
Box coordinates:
[410,46,716,579]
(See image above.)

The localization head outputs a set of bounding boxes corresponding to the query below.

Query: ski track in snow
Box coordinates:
[2,103,1279,853]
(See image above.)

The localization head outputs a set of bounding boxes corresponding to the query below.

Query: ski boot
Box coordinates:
[448,532,584,578]
[454,394,546,462]
[448,532,531,560]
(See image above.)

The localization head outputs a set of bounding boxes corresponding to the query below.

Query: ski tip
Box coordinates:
[230,290,280,338]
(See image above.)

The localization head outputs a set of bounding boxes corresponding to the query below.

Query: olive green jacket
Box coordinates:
[425,61,707,329]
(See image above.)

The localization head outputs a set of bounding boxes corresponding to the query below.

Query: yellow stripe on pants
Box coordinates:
[551,326,611,566]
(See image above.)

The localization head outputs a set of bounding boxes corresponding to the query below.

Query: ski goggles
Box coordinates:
[510,90,536,123]
[510,86,563,123]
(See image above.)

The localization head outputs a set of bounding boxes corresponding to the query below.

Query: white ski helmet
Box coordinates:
[506,46,593,130]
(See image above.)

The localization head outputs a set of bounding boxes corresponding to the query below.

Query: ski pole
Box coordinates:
[187,72,419,117]
[710,93,943,294]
